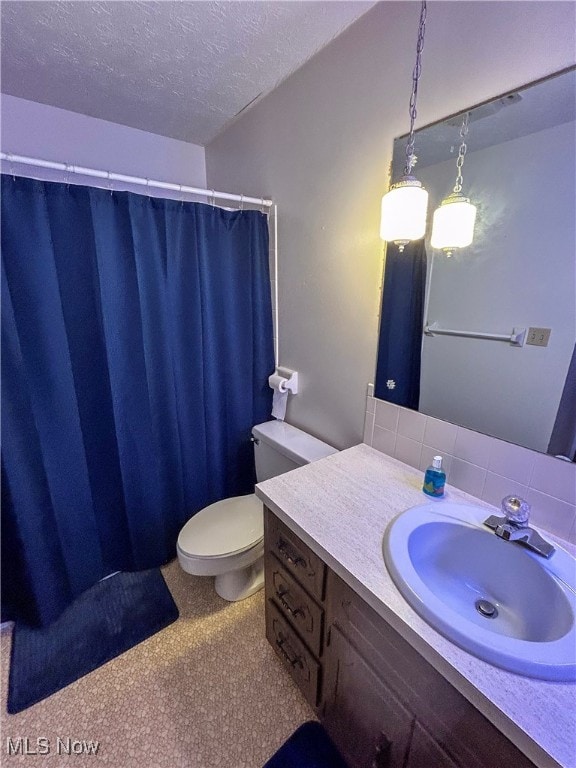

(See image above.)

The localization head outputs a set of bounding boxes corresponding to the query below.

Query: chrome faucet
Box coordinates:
[483,496,555,559]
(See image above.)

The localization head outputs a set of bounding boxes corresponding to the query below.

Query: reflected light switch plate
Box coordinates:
[526,327,551,346]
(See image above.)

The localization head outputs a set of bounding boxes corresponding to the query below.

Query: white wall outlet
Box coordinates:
[526,327,551,347]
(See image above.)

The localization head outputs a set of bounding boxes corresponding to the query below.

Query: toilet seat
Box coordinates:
[177,493,263,559]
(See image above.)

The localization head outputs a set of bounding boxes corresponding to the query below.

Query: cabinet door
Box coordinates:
[325,570,536,768]
[405,723,460,768]
[322,625,413,768]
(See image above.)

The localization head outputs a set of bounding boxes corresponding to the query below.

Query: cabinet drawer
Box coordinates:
[265,551,324,657]
[266,598,321,708]
[264,509,326,601]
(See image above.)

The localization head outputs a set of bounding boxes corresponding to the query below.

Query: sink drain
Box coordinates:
[475,599,498,618]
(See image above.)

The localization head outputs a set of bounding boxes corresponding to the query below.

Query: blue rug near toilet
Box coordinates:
[7,569,178,714]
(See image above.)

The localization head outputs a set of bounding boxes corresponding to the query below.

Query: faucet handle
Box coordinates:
[501,495,530,526]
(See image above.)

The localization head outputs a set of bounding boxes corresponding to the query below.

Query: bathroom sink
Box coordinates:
[383,501,576,681]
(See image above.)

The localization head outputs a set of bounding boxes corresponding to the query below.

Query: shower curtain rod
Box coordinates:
[0,152,273,207]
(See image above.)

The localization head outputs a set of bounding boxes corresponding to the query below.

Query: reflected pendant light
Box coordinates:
[380,0,429,251]
[431,112,477,256]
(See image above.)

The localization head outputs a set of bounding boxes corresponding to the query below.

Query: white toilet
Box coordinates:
[177,420,338,601]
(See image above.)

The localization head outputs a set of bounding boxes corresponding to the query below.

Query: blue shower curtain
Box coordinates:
[548,343,576,461]
[374,239,427,408]
[1,175,274,627]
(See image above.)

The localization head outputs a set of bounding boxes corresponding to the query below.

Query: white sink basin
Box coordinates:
[383,501,576,681]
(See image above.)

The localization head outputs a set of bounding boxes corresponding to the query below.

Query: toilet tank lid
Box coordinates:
[252,420,338,465]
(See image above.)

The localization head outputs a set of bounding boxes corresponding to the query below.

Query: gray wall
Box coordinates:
[1,95,207,193]
[206,1,576,450]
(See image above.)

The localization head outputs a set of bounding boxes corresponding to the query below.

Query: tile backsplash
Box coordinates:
[363,386,576,545]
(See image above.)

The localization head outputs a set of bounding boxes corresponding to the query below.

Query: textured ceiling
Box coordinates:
[1,1,375,146]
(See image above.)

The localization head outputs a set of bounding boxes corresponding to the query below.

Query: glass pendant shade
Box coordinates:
[431,193,477,255]
[380,176,429,249]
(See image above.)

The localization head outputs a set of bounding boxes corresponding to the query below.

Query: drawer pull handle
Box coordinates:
[277,538,306,568]
[276,633,304,669]
[277,588,305,618]
[371,733,392,768]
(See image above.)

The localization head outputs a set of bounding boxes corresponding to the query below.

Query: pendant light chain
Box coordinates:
[453,112,470,194]
[404,0,427,175]
[380,0,430,246]
[431,109,477,256]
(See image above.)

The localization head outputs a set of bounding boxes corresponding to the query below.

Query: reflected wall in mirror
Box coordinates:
[375,67,576,459]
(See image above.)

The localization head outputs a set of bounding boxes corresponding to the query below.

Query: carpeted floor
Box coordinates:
[0,560,315,767]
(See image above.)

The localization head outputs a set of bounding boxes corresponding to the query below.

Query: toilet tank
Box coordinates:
[252,420,338,482]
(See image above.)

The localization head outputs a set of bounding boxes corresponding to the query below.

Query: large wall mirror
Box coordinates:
[375,66,576,460]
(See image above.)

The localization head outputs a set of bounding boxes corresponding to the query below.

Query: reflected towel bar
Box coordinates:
[424,323,526,346]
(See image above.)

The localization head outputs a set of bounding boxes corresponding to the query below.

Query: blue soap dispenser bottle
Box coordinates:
[423,455,446,498]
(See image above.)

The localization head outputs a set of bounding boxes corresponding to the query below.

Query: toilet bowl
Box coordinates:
[177,420,338,601]
[177,494,265,601]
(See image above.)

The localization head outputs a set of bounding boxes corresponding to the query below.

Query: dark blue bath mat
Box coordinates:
[264,722,349,768]
[7,569,178,714]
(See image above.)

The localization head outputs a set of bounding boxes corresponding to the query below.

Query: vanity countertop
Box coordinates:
[255,443,576,768]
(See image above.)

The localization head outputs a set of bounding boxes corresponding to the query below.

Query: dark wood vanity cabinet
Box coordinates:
[263,508,537,768]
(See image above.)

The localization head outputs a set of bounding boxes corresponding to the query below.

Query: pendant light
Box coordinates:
[380,1,428,251]
[431,112,477,256]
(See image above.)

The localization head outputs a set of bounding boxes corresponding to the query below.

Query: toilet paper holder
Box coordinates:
[269,366,299,395]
